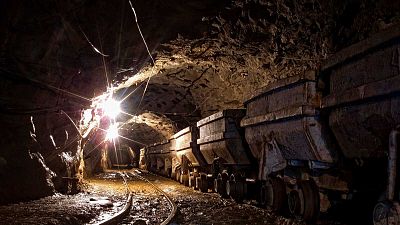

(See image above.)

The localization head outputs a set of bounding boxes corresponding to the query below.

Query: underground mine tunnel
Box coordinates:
[1,0,400,224]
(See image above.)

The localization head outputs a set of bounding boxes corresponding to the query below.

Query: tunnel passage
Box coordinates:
[0,0,400,221]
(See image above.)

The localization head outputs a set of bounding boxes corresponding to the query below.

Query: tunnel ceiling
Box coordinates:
[1,0,400,149]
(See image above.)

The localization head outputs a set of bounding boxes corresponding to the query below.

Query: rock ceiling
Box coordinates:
[1,0,399,148]
[1,0,399,204]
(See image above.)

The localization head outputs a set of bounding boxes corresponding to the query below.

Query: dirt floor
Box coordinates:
[0,182,126,225]
[104,169,307,225]
[89,170,306,225]
[132,171,305,225]
[0,169,346,225]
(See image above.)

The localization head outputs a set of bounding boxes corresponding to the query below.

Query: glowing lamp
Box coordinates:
[102,98,121,118]
[106,123,119,141]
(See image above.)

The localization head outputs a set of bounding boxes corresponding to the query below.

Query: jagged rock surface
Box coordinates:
[0,0,399,203]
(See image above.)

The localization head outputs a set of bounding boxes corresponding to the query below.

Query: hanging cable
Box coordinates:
[60,110,83,138]
[0,68,92,103]
[128,0,155,108]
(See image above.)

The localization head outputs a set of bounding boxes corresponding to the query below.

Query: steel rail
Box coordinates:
[127,170,177,225]
[95,172,133,225]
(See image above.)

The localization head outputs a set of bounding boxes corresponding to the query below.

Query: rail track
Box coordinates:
[96,170,177,225]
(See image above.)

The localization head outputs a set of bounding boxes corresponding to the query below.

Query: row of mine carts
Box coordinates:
[139,26,400,223]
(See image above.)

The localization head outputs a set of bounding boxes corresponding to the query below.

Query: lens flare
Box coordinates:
[106,123,119,141]
[102,98,121,118]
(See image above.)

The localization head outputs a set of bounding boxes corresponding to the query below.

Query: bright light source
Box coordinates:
[102,98,121,118]
[81,109,93,125]
[106,123,119,141]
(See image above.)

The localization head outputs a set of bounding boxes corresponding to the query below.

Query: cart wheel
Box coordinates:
[226,180,234,197]
[167,168,172,178]
[299,180,319,222]
[179,172,183,184]
[236,181,247,203]
[226,174,236,198]
[243,180,248,198]
[214,178,222,194]
[288,180,319,222]
[195,176,201,191]
[214,174,222,194]
[220,172,229,198]
[373,201,400,225]
[266,177,287,212]
[288,189,301,217]
[189,174,195,188]
[259,182,268,207]
[182,174,189,186]
[176,170,181,182]
[200,174,208,193]
[193,174,199,190]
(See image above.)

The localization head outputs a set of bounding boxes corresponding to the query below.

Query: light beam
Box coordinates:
[106,123,119,141]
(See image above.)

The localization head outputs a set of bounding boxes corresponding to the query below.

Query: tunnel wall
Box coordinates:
[0,0,399,204]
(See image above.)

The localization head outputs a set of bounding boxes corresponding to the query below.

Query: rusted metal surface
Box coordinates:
[322,74,400,108]
[329,97,400,159]
[240,106,317,127]
[321,26,400,158]
[242,74,335,177]
[321,24,400,72]
[172,126,205,168]
[146,140,173,176]
[244,116,335,162]
[323,41,400,96]
[245,71,319,119]
[246,70,317,105]
[197,109,250,166]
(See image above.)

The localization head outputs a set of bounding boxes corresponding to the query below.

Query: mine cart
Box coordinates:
[139,148,147,170]
[196,109,254,200]
[146,140,173,177]
[241,72,336,221]
[143,146,153,172]
[145,144,158,173]
[320,25,400,224]
[172,126,206,186]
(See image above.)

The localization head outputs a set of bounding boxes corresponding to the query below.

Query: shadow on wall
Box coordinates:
[0,116,55,204]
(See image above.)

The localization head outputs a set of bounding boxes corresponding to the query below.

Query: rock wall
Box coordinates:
[116,0,400,119]
[0,0,399,203]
